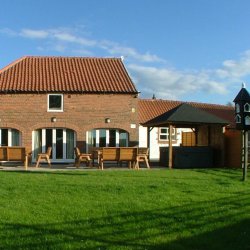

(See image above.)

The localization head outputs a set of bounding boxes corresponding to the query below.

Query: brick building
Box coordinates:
[0,56,139,163]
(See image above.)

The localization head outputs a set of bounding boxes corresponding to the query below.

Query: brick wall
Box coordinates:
[0,93,139,152]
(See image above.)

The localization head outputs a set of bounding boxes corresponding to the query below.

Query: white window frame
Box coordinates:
[244,103,250,112]
[245,116,250,125]
[236,114,241,123]
[0,128,21,146]
[158,127,176,141]
[235,103,240,113]
[86,129,128,150]
[47,94,64,112]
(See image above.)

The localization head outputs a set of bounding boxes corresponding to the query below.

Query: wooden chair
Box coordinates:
[74,147,92,168]
[137,147,150,169]
[90,147,103,167]
[35,147,52,168]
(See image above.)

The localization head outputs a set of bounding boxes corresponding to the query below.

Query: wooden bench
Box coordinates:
[99,147,120,170]
[119,147,139,169]
[0,146,29,170]
[99,147,139,170]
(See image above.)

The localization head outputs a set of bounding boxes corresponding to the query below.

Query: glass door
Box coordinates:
[33,128,75,162]
[55,129,63,159]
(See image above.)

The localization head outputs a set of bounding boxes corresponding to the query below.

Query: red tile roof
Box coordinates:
[0,56,138,94]
[138,99,235,127]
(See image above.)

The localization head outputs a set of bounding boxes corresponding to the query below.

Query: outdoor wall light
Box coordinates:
[105,118,111,123]
[51,117,57,123]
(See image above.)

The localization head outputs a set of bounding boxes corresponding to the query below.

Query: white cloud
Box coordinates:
[19,28,97,47]
[20,29,49,39]
[103,43,165,63]
[216,50,250,80]
[52,31,96,46]
[127,64,227,100]
[126,49,250,100]
[1,27,164,63]
[0,28,17,36]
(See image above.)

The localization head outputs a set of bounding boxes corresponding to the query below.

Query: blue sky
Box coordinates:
[1,0,250,105]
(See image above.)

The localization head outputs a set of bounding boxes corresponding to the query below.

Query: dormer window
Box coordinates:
[245,116,250,125]
[48,94,63,112]
[236,114,241,123]
[235,103,240,113]
[244,103,250,112]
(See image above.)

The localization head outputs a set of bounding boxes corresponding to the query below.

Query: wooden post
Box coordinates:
[243,130,248,181]
[147,127,152,164]
[168,125,173,169]
[147,127,150,150]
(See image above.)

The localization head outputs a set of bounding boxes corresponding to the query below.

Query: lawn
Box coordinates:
[0,168,250,250]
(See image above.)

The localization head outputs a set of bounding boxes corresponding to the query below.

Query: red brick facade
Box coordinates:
[0,93,139,152]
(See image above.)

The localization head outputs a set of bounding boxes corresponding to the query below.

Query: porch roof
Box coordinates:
[143,103,230,128]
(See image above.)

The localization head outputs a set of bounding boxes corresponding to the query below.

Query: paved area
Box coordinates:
[0,163,163,172]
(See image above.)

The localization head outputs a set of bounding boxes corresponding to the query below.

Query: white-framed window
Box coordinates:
[244,103,250,112]
[0,128,21,146]
[235,103,240,113]
[159,127,176,141]
[236,114,241,123]
[245,116,250,125]
[87,129,128,151]
[47,94,63,112]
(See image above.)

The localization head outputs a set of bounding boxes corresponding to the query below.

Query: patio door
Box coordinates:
[32,128,75,163]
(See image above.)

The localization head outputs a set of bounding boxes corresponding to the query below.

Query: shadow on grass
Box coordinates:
[1,193,250,250]
[193,168,243,181]
[154,219,250,250]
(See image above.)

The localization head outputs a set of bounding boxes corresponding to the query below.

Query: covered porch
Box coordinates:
[143,103,230,168]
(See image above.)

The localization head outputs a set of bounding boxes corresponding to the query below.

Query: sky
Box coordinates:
[1,0,250,105]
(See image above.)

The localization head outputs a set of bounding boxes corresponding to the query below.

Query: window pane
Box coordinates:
[119,131,128,147]
[34,130,42,160]
[109,130,116,147]
[88,130,96,148]
[49,95,62,110]
[1,129,8,146]
[160,135,168,140]
[236,104,240,113]
[56,129,63,159]
[66,129,74,159]
[161,128,168,134]
[99,129,106,147]
[12,129,20,146]
[46,129,53,149]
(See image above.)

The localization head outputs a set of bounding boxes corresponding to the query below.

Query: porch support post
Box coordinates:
[168,124,173,169]
[147,127,153,163]
[147,127,151,149]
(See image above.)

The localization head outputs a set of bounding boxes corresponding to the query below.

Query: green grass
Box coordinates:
[0,168,250,250]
